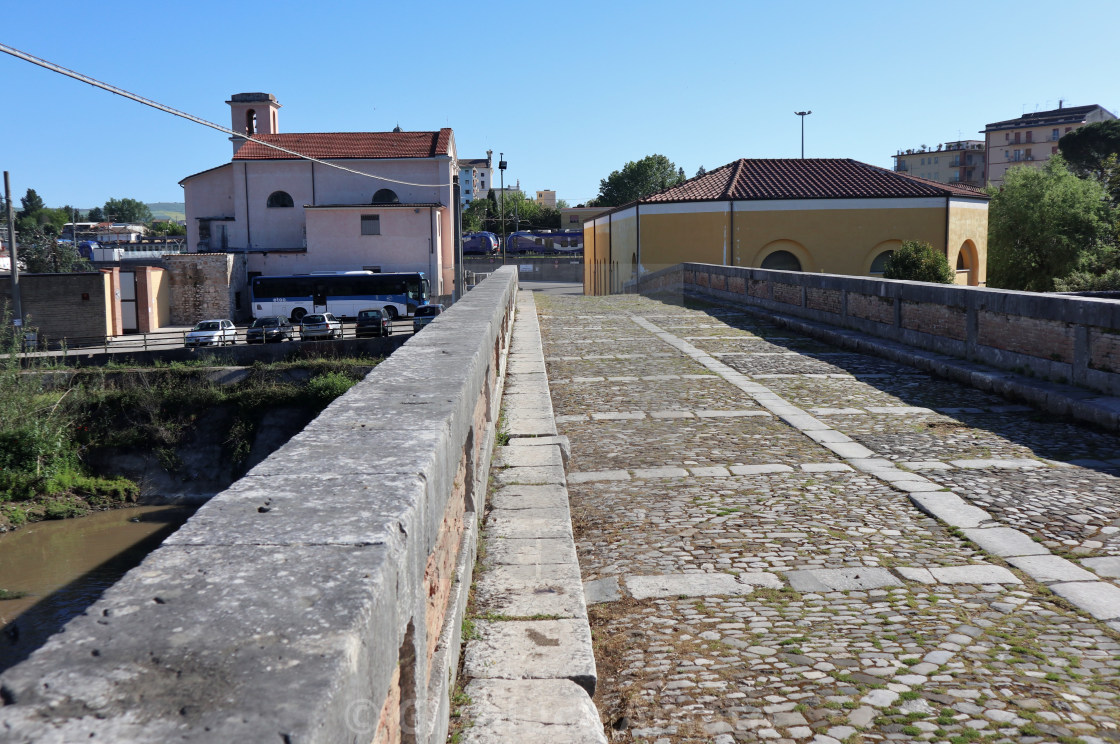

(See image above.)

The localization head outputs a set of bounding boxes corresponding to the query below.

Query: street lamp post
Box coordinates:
[498,153,507,264]
[795,110,812,159]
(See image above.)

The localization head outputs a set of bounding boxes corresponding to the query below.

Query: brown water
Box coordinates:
[0,505,194,672]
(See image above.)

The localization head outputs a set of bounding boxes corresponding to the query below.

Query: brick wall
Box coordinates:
[848,293,895,325]
[773,282,802,307]
[1089,329,1120,373]
[902,300,967,341]
[0,273,110,343]
[807,287,842,315]
[978,311,1075,363]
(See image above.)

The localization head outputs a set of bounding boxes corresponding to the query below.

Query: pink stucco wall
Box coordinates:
[181,144,458,295]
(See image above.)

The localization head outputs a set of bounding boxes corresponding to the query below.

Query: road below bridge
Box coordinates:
[533,290,1120,743]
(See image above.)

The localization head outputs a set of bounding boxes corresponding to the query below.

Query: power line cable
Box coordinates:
[0,42,450,189]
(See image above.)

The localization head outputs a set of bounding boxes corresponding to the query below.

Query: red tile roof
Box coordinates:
[640,159,988,204]
[233,129,454,160]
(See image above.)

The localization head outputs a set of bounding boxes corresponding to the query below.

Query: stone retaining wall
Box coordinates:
[637,264,1120,426]
[0,267,519,744]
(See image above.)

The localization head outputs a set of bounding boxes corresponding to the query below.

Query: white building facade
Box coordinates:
[181,93,459,296]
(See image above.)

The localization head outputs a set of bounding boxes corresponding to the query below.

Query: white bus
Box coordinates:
[250,271,430,321]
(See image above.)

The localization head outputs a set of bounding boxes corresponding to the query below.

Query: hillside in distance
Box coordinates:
[147,202,185,221]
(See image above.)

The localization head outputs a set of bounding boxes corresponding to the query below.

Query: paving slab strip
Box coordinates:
[627,312,1120,625]
[458,290,607,742]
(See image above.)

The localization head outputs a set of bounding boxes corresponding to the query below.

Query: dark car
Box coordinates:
[355,307,391,338]
[246,315,294,343]
[412,304,444,334]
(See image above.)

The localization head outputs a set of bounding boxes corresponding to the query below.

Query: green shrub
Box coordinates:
[883,240,954,284]
[306,371,357,404]
[43,499,88,520]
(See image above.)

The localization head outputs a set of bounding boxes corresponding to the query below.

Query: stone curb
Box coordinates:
[460,290,606,742]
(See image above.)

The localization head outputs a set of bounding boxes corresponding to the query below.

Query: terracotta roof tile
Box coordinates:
[641,158,988,203]
[233,129,454,160]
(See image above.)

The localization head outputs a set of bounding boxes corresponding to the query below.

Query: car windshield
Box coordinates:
[417,307,440,317]
[251,318,278,328]
[303,315,325,323]
[193,321,220,330]
[358,310,382,319]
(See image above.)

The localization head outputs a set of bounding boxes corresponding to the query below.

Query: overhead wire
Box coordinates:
[0,42,451,189]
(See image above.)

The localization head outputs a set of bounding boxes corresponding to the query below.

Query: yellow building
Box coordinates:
[583,158,989,295]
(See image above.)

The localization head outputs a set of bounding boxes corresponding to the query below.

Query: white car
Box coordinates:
[185,319,237,347]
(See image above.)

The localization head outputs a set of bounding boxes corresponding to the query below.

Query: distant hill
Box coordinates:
[148,202,185,221]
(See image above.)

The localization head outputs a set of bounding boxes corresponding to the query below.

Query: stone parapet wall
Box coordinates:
[637,263,1120,401]
[0,267,519,744]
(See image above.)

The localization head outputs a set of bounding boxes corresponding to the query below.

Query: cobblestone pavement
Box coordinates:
[534,292,1120,744]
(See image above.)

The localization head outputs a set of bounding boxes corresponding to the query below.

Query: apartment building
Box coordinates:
[892,140,985,186]
[983,103,1116,186]
[458,152,493,207]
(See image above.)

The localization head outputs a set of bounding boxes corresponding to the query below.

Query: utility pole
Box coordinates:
[795,111,812,159]
[498,153,507,265]
[4,171,22,328]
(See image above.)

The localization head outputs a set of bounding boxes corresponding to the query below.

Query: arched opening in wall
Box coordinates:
[864,239,902,275]
[869,250,894,274]
[372,189,400,204]
[760,250,802,272]
[957,239,979,285]
[756,239,811,272]
[245,109,257,135]
[266,191,294,208]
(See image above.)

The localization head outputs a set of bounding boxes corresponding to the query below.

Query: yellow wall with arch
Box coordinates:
[583,197,987,294]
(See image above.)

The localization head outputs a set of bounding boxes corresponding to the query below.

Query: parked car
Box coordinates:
[300,313,343,341]
[246,315,294,343]
[355,307,391,338]
[185,319,237,347]
[412,304,445,334]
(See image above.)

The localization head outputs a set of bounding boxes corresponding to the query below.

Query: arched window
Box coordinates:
[246,109,257,135]
[870,250,894,274]
[760,250,802,272]
[267,191,294,208]
[372,189,400,204]
[956,253,966,270]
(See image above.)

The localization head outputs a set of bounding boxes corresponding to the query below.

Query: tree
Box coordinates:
[594,154,685,206]
[882,240,954,284]
[150,221,186,236]
[102,197,152,224]
[18,189,44,219]
[15,223,91,273]
[86,206,104,222]
[987,156,1116,292]
[462,199,490,233]
[1059,120,1120,183]
[695,165,708,178]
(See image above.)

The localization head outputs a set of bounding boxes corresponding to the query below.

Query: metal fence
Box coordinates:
[15,319,414,355]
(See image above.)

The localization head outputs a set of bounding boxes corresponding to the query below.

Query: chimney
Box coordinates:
[1059,99,1064,109]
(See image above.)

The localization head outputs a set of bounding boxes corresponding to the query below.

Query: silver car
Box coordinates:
[300,313,343,341]
[185,319,237,347]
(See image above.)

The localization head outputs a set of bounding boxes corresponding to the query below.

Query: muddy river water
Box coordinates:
[0,505,195,672]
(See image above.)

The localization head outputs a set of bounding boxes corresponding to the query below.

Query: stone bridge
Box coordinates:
[2,265,1119,743]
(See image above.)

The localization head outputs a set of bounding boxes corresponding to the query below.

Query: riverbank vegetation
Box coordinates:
[0,327,373,531]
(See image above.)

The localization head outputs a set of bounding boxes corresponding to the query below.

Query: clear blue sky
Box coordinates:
[2,0,1118,211]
